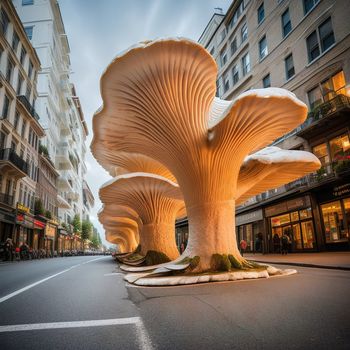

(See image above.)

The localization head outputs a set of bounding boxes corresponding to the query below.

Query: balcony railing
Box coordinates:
[17,95,40,121]
[302,94,350,128]
[0,193,14,207]
[0,148,28,174]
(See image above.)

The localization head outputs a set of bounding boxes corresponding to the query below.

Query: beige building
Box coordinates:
[175,0,350,253]
[0,0,46,246]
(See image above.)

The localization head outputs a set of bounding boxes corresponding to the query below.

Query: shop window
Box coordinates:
[321,71,346,101]
[271,213,290,227]
[290,211,299,222]
[299,208,312,220]
[321,201,347,242]
[329,134,350,161]
[344,198,350,237]
[300,221,315,248]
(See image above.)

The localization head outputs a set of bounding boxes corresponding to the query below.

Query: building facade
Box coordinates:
[14,0,94,229]
[0,0,48,248]
[175,0,350,253]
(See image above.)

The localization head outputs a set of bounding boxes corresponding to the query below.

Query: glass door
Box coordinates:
[300,221,315,249]
[292,224,302,250]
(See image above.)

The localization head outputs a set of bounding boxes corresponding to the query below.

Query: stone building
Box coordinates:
[175,0,350,253]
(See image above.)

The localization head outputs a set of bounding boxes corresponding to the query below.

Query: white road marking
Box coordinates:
[0,317,140,332]
[0,317,155,350]
[0,257,106,304]
[104,272,124,276]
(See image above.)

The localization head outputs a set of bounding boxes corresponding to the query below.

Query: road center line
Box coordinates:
[0,317,140,333]
[104,272,124,276]
[0,257,106,304]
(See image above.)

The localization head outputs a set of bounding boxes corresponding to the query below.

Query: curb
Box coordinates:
[251,260,350,271]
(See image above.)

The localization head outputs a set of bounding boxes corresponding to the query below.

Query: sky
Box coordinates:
[59,0,231,246]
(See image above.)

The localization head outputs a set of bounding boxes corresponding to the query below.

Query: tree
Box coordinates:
[92,39,320,272]
[81,220,92,242]
[72,214,81,234]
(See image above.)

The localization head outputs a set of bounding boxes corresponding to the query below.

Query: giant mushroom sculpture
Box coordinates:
[92,38,320,272]
[99,172,184,261]
[237,147,321,205]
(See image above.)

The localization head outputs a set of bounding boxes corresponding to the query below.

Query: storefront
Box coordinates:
[45,221,57,254]
[15,203,34,248]
[236,209,264,252]
[265,195,317,252]
[0,210,15,242]
[316,181,350,250]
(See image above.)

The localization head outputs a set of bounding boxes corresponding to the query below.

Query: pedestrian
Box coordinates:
[180,241,185,254]
[240,239,247,256]
[4,238,13,261]
[281,232,290,255]
[273,233,280,253]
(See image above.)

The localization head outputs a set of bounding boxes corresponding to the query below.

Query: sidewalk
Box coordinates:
[245,252,350,270]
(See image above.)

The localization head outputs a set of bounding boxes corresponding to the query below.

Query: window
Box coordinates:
[229,0,244,28]
[303,0,319,15]
[257,3,265,24]
[17,75,23,95]
[285,54,295,80]
[14,111,20,130]
[26,85,31,101]
[28,60,33,78]
[313,143,329,167]
[307,86,322,109]
[307,17,335,62]
[2,95,10,119]
[262,74,271,88]
[24,26,33,40]
[21,121,27,138]
[0,10,9,35]
[0,131,6,149]
[230,38,237,55]
[329,134,350,161]
[220,50,227,67]
[321,71,346,101]
[11,141,17,152]
[20,47,26,65]
[220,29,226,43]
[259,35,268,60]
[232,65,239,85]
[242,53,250,76]
[210,47,215,56]
[321,201,347,242]
[223,75,230,93]
[6,59,14,83]
[319,18,335,52]
[282,8,292,38]
[241,23,248,42]
[22,0,34,5]
[12,32,20,52]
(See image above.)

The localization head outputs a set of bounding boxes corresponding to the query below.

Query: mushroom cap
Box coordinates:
[99,172,184,223]
[236,146,321,205]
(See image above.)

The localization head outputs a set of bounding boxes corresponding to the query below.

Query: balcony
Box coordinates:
[0,148,28,178]
[55,142,72,170]
[298,94,350,138]
[57,174,73,191]
[0,193,14,207]
[17,95,40,121]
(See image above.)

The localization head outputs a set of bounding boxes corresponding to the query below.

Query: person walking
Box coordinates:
[281,232,290,255]
[4,238,13,261]
[240,239,247,256]
[273,233,280,253]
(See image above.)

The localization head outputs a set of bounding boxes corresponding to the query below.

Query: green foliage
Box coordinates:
[228,254,243,269]
[189,256,200,270]
[145,250,171,266]
[34,198,45,216]
[333,160,350,174]
[221,254,231,271]
[316,166,326,181]
[45,210,52,219]
[72,214,81,234]
[39,143,49,157]
[81,220,92,241]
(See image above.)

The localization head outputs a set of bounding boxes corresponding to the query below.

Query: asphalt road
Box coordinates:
[0,256,349,350]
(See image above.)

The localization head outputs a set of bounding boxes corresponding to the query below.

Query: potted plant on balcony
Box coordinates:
[34,199,45,216]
